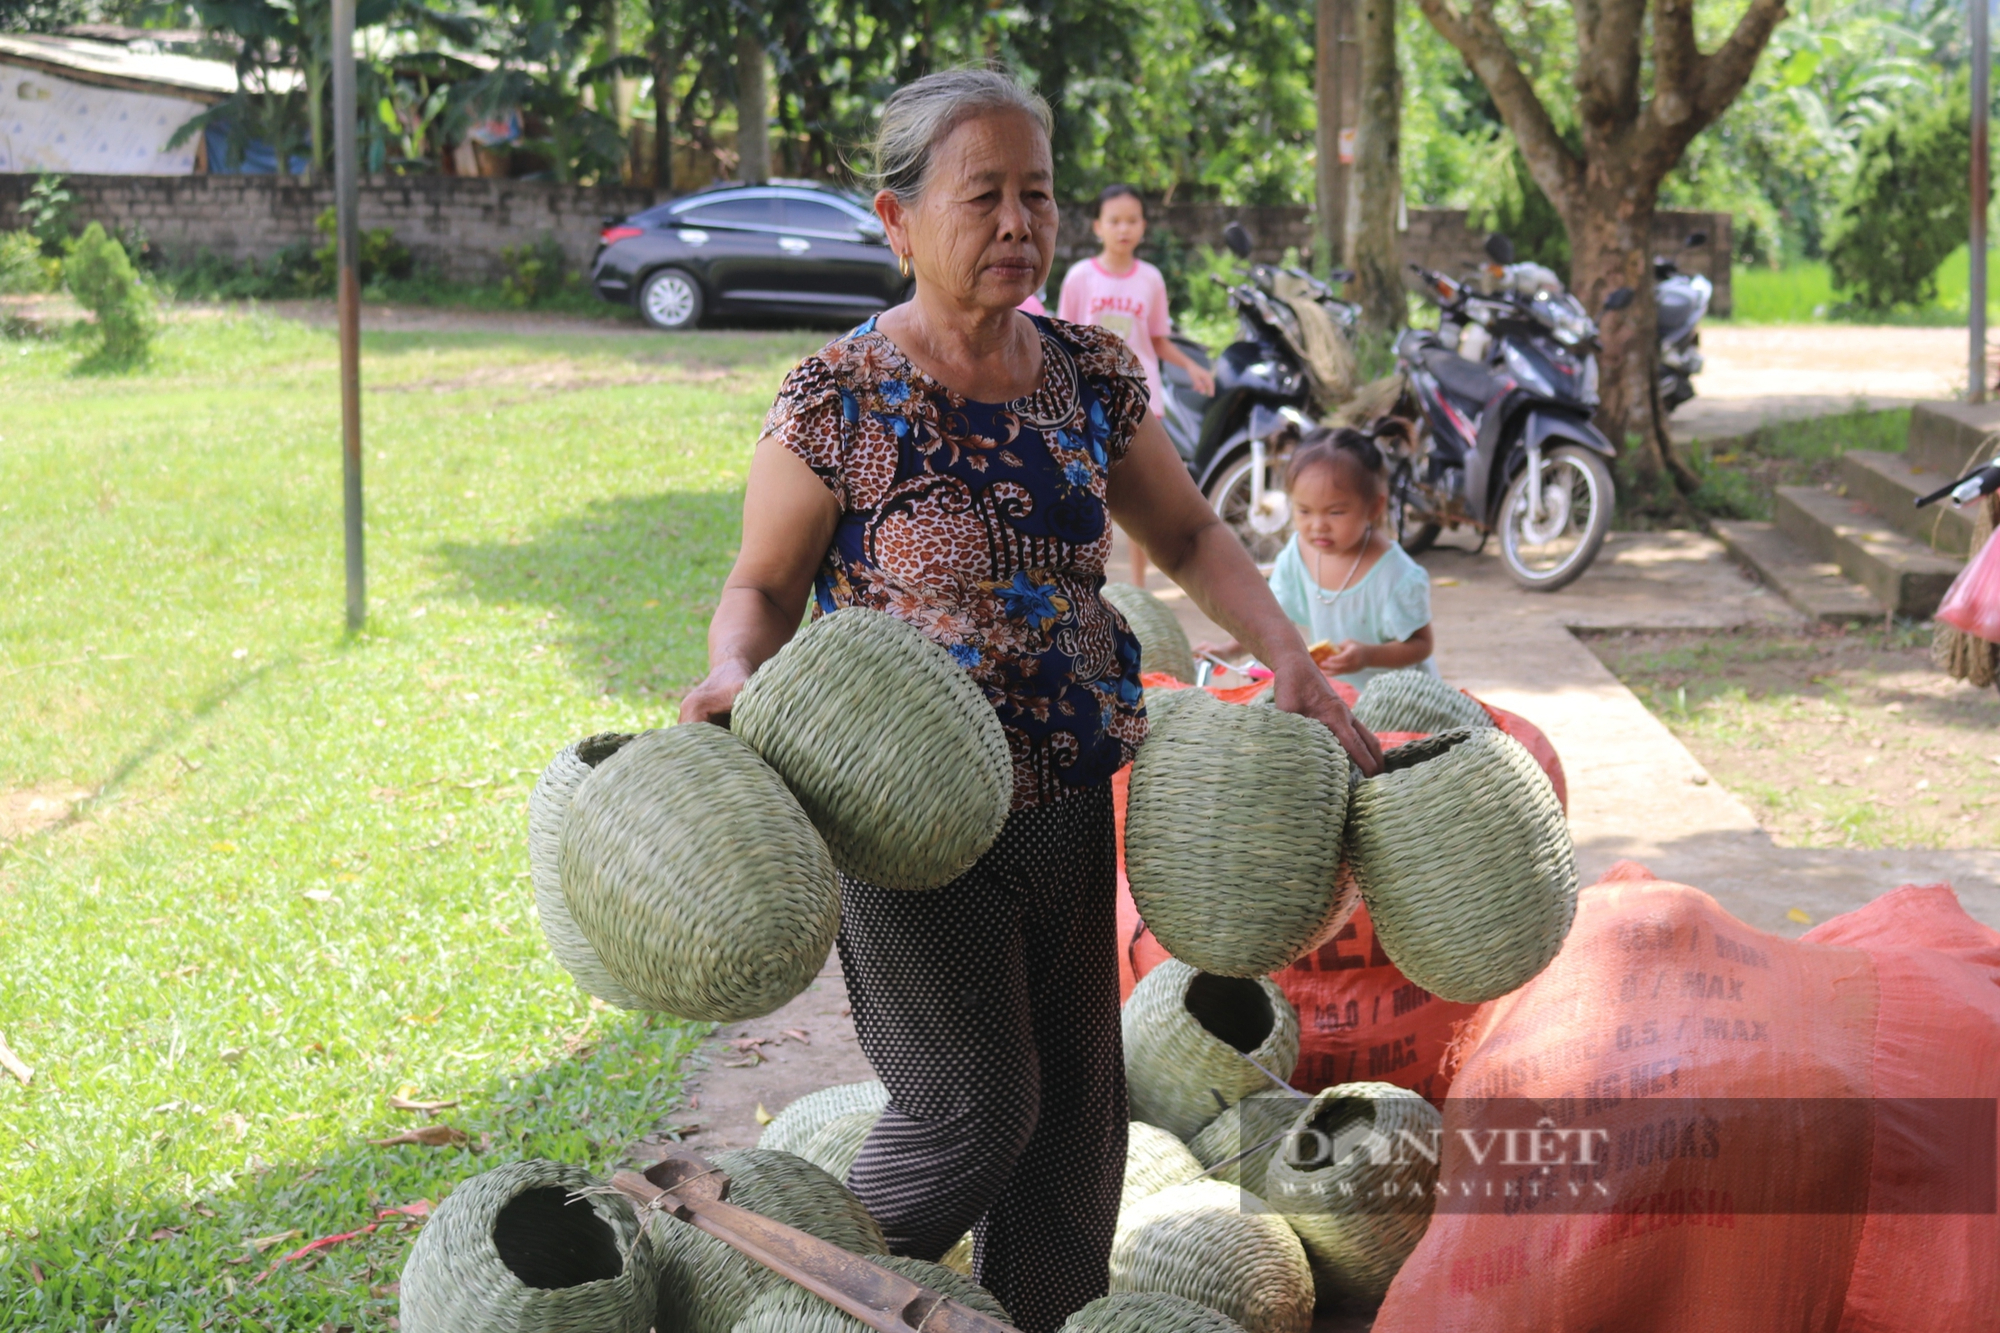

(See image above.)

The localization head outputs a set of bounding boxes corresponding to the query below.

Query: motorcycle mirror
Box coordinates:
[1223,221,1254,259]
[1602,286,1636,312]
[1483,233,1516,264]
[1685,230,1709,249]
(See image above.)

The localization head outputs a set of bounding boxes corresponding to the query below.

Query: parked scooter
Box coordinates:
[1917,458,2000,695]
[1656,231,1713,414]
[1155,221,1363,562]
[1389,233,1634,591]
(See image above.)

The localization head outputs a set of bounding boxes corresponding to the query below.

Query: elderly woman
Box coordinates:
[680,68,1382,1331]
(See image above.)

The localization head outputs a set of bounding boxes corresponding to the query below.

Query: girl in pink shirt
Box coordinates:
[1059,185,1214,582]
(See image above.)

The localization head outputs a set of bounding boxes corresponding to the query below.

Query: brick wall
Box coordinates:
[0,174,1729,312]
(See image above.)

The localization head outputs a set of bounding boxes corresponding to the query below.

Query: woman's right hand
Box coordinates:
[677,657,753,727]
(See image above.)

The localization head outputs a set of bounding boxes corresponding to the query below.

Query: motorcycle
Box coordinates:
[1156,220,1364,562]
[1657,231,1713,414]
[1388,232,1634,592]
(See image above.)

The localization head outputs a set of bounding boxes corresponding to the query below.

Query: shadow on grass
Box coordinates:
[436,489,743,702]
[0,1011,706,1328]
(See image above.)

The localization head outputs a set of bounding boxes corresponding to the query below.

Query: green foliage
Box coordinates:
[22,172,72,258]
[62,222,154,363]
[500,232,572,307]
[312,206,415,292]
[1824,84,1971,311]
[0,229,49,294]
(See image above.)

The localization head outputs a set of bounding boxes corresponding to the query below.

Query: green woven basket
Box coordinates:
[1261,1082,1441,1301]
[651,1148,888,1333]
[1060,1293,1248,1333]
[1102,582,1198,684]
[757,1080,889,1157]
[559,726,840,1022]
[1125,688,1356,977]
[733,607,1012,891]
[1346,728,1577,1003]
[730,1254,1012,1332]
[1351,669,1492,736]
[1186,1092,1304,1200]
[1123,959,1301,1142]
[1109,1181,1315,1333]
[1124,1121,1205,1211]
[798,1109,879,1184]
[399,1159,656,1333]
[529,733,645,1010]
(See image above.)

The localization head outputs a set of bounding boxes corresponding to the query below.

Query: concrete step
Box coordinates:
[1712,520,1881,623]
[1836,450,1978,556]
[1774,486,1964,618]
[1908,401,2000,476]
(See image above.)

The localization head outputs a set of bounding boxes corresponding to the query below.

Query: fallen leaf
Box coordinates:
[302,888,335,903]
[781,1029,811,1045]
[194,1205,218,1218]
[400,1006,445,1026]
[245,1230,303,1253]
[0,1032,33,1086]
[753,1103,774,1126]
[210,840,237,853]
[370,1281,402,1298]
[28,1261,41,1285]
[377,1200,432,1221]
[1434,577,1461,587]
[1787,908,1814,925]
[150,1100,182,1116]
[725,1036,767,1052]
[221,1112,250,1141]
[370,1124,469,1148]
[150,1226,184,1241]
[161,963,203,980]
[387,1093,460,1113]
[219,1046,246,1064]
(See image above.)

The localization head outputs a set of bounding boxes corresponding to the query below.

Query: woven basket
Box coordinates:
[733,607,1012,891]
[528,733,645,1009]
[1347,728,1577,1003]
[1123,959,1301,1142]
[732,1254,1012,1332]
[399,1159,655,1333]
[1124,1121,1205,1211]
[1061,1293,1248,1333]
[1125,688,1355,977]
[1110,1181,1315,1333]
[651,1148,888,1333]
[1102,582,1197,684]
[798,1109,879,1183]
[1351,670,1493,737]
[757,1080,889,1157]
[1261,1082,1441,1300]
[559,726,840,1021]
[1187,1092,1305,1200]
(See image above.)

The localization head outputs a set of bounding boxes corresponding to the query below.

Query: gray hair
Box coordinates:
[868,67,1053,204]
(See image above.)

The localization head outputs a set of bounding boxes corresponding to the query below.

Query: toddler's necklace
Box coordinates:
[1310,528,1371,604]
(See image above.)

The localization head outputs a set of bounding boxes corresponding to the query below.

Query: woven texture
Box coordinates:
[1352,670,1493,736]
[1123,959,1301,1141]
[733,607,1011,890]
[1102,582,1197,685]
[651,1148,888,1333]
[756,1080,889,1157]
[731,1254,1012,1332]
[1061,1293,1248,1333]
[528,734,644,1009]
[559,726,839,1021]
[1124,1121,1205,1211]
[1109,1181,1315,1333]
[1125,688,1355,977]
[399,1159,655,1333]
[1261,1082,1441,1300]
[1348,728,1577,1003]
[1186,1092,1304,1200]
[798,1109,879,1184]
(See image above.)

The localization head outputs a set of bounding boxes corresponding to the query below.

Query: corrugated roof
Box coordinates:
[0,32,300,100]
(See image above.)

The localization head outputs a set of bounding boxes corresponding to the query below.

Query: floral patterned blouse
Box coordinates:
[765,314,1153,809]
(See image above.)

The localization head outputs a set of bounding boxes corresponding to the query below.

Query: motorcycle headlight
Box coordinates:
[1531,292,1594,347]
[1503,342,1556,397]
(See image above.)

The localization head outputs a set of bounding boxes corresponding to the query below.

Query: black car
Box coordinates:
[590,182,907,330]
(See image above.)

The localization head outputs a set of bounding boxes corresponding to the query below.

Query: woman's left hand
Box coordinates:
[1272,650,1384,776]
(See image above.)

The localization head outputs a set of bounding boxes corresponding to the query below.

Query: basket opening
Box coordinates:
[576,732,637,768]
[492,1185,624,1288]
[1283,1092,1376,1172]
[1184,973,1274,1053]
[1378,728,1477,775]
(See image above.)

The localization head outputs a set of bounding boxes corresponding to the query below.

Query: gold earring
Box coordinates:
[900,253,912,278]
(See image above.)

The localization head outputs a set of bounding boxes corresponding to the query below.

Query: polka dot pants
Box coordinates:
[837,782,1128,1333]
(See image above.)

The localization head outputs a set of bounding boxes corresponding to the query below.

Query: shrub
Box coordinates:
[24,173,74,258]
[64,223,155,361]
[311,208,414,292]
[0,230,49,294]
[1825,85,1970,312]
[500,233,571,307]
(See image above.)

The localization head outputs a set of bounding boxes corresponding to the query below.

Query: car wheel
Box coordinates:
[639,268,703,331]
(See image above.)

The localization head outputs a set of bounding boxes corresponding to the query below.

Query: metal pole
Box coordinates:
[332,0,366,629]
[1973,0,1989,405]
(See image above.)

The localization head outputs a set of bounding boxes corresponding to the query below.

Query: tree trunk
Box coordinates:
[735,24,770,184]
[653,50,676,194]
[1351,0,1402,332]
[1314,0,1350,277]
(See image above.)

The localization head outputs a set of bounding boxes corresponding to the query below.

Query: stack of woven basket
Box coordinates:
[528,607,1017,1023]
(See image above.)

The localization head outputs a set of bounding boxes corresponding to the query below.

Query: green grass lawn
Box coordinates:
[0,312,823,1328]
[1731,244,1993,325]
